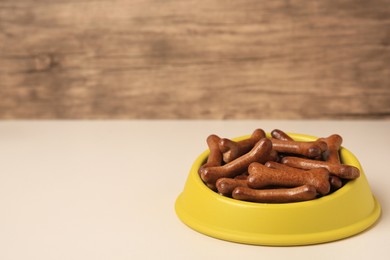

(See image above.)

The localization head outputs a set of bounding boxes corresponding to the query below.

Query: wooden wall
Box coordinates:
[1,0,390,119]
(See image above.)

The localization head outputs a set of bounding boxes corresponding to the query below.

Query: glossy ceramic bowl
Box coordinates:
[175,133,381,246]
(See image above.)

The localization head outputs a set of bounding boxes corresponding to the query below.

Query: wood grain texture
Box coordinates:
[1,0,390,119]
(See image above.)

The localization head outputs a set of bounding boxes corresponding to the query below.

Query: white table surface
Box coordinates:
[0,120,389,260]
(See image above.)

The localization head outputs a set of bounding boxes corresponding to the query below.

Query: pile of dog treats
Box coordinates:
[198,129,360,203]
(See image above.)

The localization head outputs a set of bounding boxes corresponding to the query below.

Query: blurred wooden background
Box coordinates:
[1,0,390,119]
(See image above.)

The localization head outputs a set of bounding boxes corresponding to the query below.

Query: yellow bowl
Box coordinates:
[175,133,381,246]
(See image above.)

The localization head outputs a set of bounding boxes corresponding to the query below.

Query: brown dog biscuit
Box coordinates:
[232,185,317,203]
[200,138,273,185]
[281,156,360,180]
[248,162,330,195]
